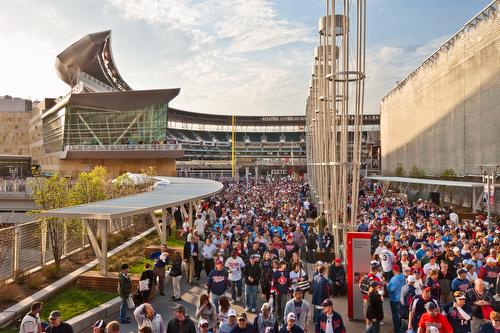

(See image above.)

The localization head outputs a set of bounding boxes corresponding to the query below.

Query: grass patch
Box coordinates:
[39,287,115,321]
[128,257,155,275]
[167,232,184,248]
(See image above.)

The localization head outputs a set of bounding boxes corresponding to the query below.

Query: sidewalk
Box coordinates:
[107,270,395,333]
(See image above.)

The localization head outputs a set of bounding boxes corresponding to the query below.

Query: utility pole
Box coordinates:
[480,164,499,231]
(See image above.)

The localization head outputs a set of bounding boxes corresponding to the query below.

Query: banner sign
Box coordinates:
[347,232,371,320]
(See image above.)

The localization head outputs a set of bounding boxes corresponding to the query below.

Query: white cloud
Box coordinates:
[105,0,314,115]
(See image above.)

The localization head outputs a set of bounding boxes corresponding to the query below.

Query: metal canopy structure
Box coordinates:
[40,177,223,275]
[367,175,499,214]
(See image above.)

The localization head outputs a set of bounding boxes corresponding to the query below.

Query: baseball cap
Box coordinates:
[407,275,416,283]
[93,320,106,329]
[48,310,61,320]
[237,312,247,320]
[487,257,497,264]
[294,287,303,293]
[334,258,342,263]
[198,319,209,327]
[457,268,468,275]
[322,299,333,307]
[392,265,400,271]
[228,309,237,317]
[120,263,129,270]
[316,260,324,266]
[401,251,408,256]
[261,303,270,311]
[425,302,437,310]
[423,287,432,293]
[287,313,296,321]
[454,291,466,300]
[370,280,382,288]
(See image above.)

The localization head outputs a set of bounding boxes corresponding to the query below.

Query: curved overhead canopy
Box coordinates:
[55,30,132,91]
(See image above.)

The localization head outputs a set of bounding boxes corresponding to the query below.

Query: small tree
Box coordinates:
[70,166,109,235]
[395,164,406,177]
[441,168,457,179]
[111,173,137,197]
[29,169,72,270]
[409,165,425,178]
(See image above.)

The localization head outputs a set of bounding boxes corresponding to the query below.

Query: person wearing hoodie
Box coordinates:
[133,303,165,333]
[243,254,262,313]
[283,288,311,331]
[208,259,230,310]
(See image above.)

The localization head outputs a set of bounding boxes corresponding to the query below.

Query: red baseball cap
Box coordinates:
[392,265,400,271]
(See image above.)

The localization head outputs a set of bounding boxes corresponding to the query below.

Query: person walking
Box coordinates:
[166,305,196,333]
[133,303,166,333]
[253,303,278,333]
[183,237,199,285]
[416,302,453,333]
[151,244,169,296]
[196,294,217,333]
[311,265,330,323]
[203,238,218,278]
[220,310,238,333]
[231,313,256,333]
[478,311,500,333]
[442,291,473,333]
[261,252,274,302]
[278,313,303,333]
[387,265,405,333]
[118,263,131,324]
[208,259,230,310]
[315,299,346,333]
[283,288,311,332]
[466,279,494,333]
[314,213,326,250]
[328,258,346,297]
[399,275,417,332]
[366,281,384,333]
[139,263,156,302]
[226,251,246,304]
[106,321,120,333]
[46,311,74,333]
[271,260,291,326]
[243,254,262,313]
[19,302,43,333]
[169,251,183,301]
[408,287,440,332]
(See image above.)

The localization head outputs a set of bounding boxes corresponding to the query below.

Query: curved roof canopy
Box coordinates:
[40,177,223,220]
[55,30,132,91]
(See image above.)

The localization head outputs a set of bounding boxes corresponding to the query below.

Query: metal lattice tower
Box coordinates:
[306,0,366,258]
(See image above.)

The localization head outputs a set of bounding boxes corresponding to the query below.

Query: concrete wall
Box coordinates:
[380,9,500,176]
[0,111,31,155]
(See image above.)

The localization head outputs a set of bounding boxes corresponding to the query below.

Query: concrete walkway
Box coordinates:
[107,267,395,333]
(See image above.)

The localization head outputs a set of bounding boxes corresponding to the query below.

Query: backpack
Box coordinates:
[359,275,371,294]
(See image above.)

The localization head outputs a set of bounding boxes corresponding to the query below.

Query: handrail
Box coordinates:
[64,144,183,151]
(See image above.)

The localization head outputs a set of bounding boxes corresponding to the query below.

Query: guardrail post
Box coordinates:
[12,225,20,276]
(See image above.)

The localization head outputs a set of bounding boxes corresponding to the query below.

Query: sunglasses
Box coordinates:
[201,324,209,328]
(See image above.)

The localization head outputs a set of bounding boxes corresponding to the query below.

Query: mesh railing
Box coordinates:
[0,216,138,284]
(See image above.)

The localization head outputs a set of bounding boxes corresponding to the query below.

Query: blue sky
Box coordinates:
[0,0,492,115]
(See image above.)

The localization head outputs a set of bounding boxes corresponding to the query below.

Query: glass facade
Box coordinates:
[43,103,167,152]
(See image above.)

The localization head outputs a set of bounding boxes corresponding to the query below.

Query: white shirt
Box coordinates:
[325,314,334,333]
[423,262,439,276]
[303,201,310,210]
[225,256,245,281]
[450,212,459,224]
[202,243,217,259]
[194,218,205,234]
[20,313,40,333]
[379,249,395,272]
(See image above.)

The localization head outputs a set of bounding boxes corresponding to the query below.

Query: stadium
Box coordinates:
[0,30,380,179]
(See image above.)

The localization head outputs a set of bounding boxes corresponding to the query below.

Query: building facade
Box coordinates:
[380,2,499,176]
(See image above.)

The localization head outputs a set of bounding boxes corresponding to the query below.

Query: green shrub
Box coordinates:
[0,284,22,302]
[441,168,457,179]
[395,165,405,177]
[409,166,425,178]
[42,265,62,280]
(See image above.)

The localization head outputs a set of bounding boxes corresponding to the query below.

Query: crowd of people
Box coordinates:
[18,176,500,333]
[356,180,500,333]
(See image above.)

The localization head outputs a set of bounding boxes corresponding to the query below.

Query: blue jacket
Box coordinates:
[387,273,406,302]
[207,268,229,295]
[312,274,330,306]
